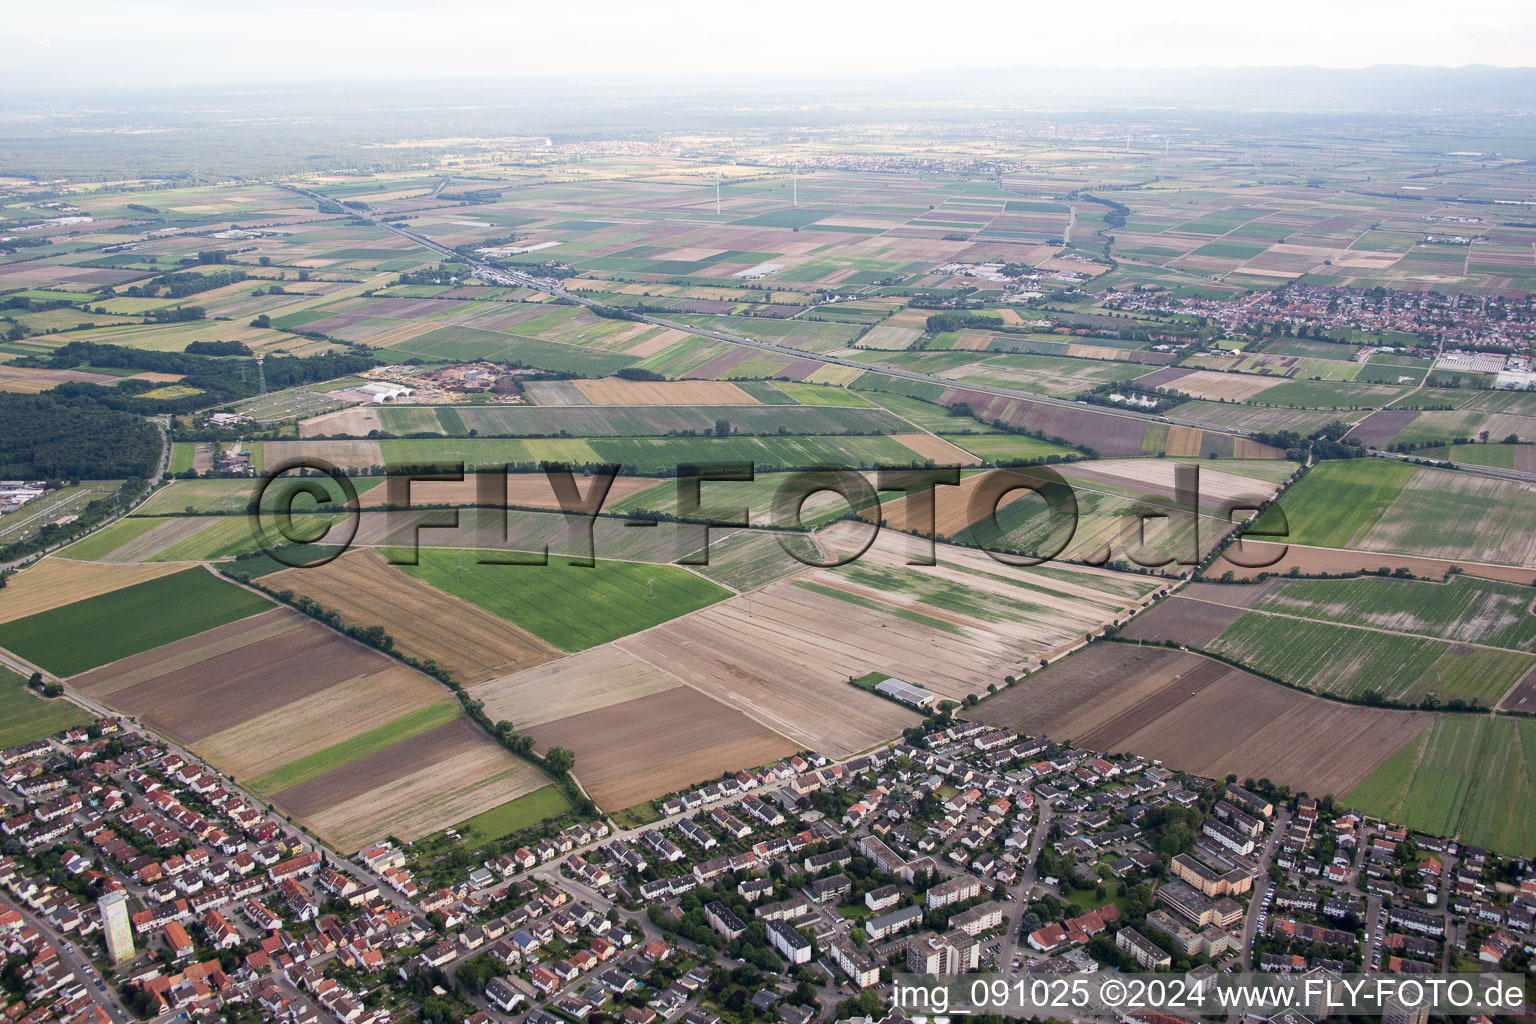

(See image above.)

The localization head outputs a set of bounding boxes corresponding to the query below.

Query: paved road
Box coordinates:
[1240,806,1290,968]
[1,892,132,1023]
[996,798,1053,971]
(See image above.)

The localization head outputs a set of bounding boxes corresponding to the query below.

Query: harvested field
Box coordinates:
[1346,409,1420,446]
[1154,370,1284,402]
[263,438,385,469]
[299,405,380,436]
[526,686,798,810]
[71,608,399,742]
[868,460,1286,570]
[195,668,449,780]
[266,549,561,684]
[573,378,759,405]
[1164,425,1203,457]
[1500,665,1536,712]
[972,644,1431,797]
[270,716,547,850]
[887,433,982,465]
[473,646,676,729]
[1119,597,1243,647]
[0,558,186,624]
[613,528,1154,757]
[1133,367,1194,390]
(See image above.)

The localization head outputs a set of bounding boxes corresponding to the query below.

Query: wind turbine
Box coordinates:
[716,174,721,216]
[793,163,798,208]
[645,577,655,598]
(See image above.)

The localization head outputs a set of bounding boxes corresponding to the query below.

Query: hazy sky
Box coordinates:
[6,0,1533,90]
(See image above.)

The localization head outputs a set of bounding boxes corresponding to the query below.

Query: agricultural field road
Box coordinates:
[278,185,1246,439]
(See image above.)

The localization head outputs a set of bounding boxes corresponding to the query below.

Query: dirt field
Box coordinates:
[194,667,447,779]
[609,528,1151,758]
[0,558,187,624]
[266,549,561,685]
[71,608,401,743]
[527,686,798,810]
[973,644,1431,797]
[471,645,677,728]
[270,716,546,849]
[300,405,381,437]
[1164,425,1204,457]
[1118,596,1245,647]
[1207,542,1536,584]
[357,472,655,511]
[573,379,760,406]
[1160,370,1280,402]
[1497,664,1536,712]
[889,433,983,465]
[263,439,385,470]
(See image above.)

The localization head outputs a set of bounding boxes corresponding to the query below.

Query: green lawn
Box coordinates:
[455,785,575,842]
[250,701,460,794]
[0,568,273,676]
[0,668,92,748]
[1254,459,1417,549]
[391,550,731,651]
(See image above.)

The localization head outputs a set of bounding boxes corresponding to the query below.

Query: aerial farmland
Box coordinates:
[6,62,1536,1022]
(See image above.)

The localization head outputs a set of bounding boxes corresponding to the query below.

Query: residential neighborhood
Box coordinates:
[4,710,1533,1024]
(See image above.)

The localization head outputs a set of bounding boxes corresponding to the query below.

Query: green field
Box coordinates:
[1255,459,1417,549]
[1251,576,1536,650]
[1416,443,1521,469]
[0,568,273,676]
[1347,715,1536,856]
[250,701,460,794]
[452,785,575,842]
[942,433,1082,462]
[0,668,93,748]
[392,550,730,651]
[856,390,1004,433]
[1205,610,1530,706]
[58,516,164,561]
